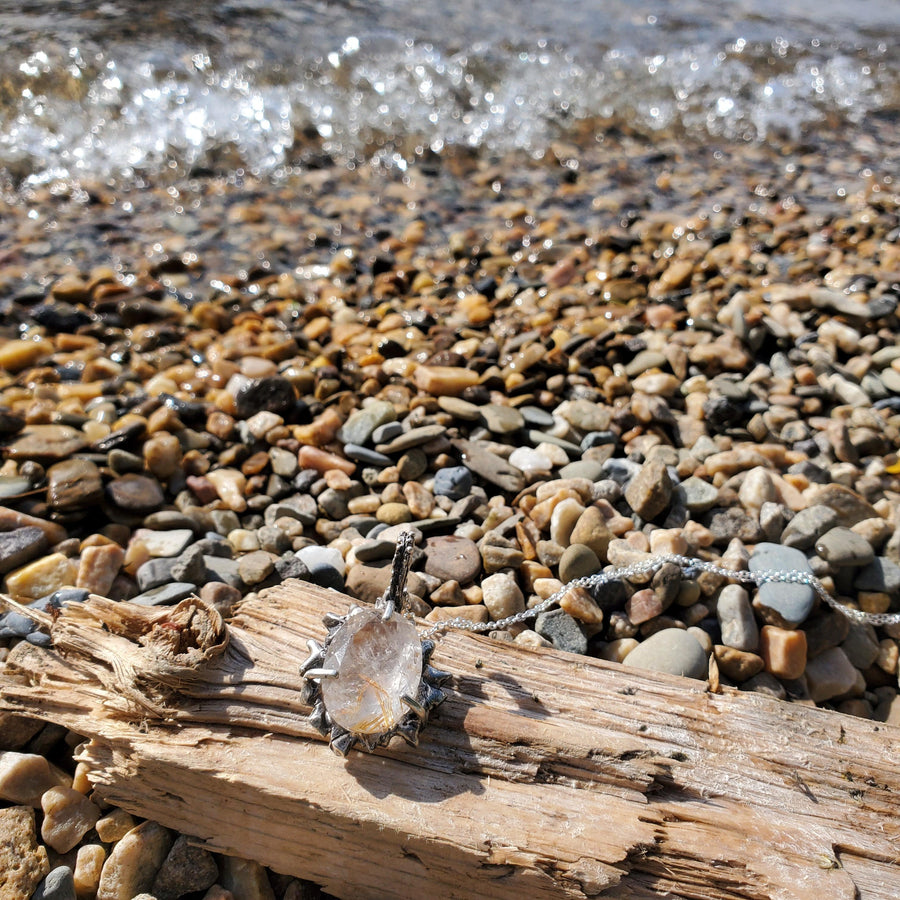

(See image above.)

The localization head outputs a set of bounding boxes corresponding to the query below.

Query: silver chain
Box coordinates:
[421,553,900,641]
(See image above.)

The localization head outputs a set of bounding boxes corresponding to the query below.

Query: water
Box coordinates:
[0,0,897,185]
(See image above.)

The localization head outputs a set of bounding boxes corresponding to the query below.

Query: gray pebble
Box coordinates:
[558,544,601,583]
[840,623,881,669]
[780,505,839,550]
[130,583,197,607]
[805,647,861,703]
[815,527,875,567]
[354,539,396,563]
[716,584,759,651]
[433,465,473,501]
[0,526,48,575]
[371,421,404,445]
[623,628,708,680]
[558,459,606,481]
[749,542,815,627]
[203,556,244,588]
[171,545,207,583]
[343,443,393,467]
[674,477,719,513]
[854,557,900,595]
[535,609,588,655]
[527,430,581,457]
[136,557,179,592]
[32,866,76,900]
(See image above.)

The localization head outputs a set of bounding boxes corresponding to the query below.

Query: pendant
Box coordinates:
[301,532,449,756]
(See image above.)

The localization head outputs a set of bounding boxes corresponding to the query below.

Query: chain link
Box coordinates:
[421,553,900,641]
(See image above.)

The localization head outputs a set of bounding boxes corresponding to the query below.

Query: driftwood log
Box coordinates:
[1,581,899,899]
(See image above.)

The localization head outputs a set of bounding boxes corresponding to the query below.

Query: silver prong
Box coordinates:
[309,701,330,735]
[305,668,339,679]
[378,529,415,619]
[330,729,356,757]
[401,694,427,720]
[398,718,421,746]
[299,639,325,674]
[323,612,347,630]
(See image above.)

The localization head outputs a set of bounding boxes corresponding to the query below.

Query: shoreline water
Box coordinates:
[2,71,900,900]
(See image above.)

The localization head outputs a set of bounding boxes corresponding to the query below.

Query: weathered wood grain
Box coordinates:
[1,582,898,899]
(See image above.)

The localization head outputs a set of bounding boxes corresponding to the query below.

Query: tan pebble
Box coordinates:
[569,506,613,561]
[481,572,525,619]
[227,529,260,553]
[402,481,435,518]
[75,843,107,897]
[515,630,553,650]
[244,410,284,438]
[535,479,593,504]
[631,372,680,396]
[123,540,151,576]
[297,445,355,475]
[430,580,465,606]
[425,604,490,624]
[462,585,483,605]
[376,502,412,525]
[648,528,688,556]
[713,645,765,682]
[41,785,101,853]
[597,638,639,663]
[412,365,480,397]
[625,588,663,625]
[4,552,78,601]
[82,420,111,442]
[143,432,182,481]
[76,543,125,596]
[0,337,55,373]
[549,497,586,546]
[72,761,93,795]
[738,467,777,510]
[532,577,564,600]
[533,442,570,467]
[859,591,891,614]
[97,820,173,900]
[347,495,381,515]
[559,586,604,625]
[205,468,247,512]
[877,639,899,675]
[0,806,49,897]
[96,807,137,843]
[323,469,353,490]
[759,625,807,680]
[606,539,652,567]
[0,752,66,806]
[519,561,553,592]
[219,856,277,900]
[293,407,343,446]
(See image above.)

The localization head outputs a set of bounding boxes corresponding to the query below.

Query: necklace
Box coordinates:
[303,530,900,756]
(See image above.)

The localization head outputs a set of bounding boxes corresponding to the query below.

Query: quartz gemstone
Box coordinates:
[321,608,423,736]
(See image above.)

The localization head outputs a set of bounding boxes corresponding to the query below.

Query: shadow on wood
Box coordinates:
[1,581,899,899]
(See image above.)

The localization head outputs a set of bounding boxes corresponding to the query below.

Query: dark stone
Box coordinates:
[106,474,165,513]
[91,420,147,453]
[152,835,219,900]
[705,507,763,545]
[306,563,344,591]
[535,609,588,655]
[234,376,297,419]
[46,459,103,511]
[432,465,473,501]
[129,583,198,606]
[0,526,48,575]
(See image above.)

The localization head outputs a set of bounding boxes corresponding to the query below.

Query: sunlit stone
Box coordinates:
[321,608,422,736]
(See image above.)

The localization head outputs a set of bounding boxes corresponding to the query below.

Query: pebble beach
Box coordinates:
[2,2,900,895]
